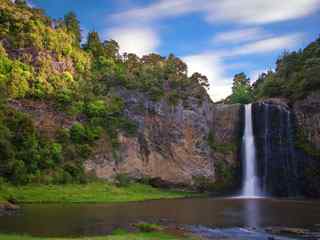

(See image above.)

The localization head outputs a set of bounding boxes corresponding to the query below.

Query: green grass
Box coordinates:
[0,182,196,204]
[0,232,191,240]
[0,195,6,203]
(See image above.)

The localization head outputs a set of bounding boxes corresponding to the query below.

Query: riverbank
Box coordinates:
[0,223,198,240]
[0,231,195,240]
[0,233,190,240]
[0,182,198,204]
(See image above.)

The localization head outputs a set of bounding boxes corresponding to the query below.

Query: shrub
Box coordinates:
[85,100,107,118]
[115,173,131,187]
[134,223,162,232]
[70,123,87,143]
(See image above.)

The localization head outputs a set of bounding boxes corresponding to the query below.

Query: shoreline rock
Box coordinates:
[0,201,20,212]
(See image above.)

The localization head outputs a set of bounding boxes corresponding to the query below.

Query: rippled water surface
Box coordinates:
[0,197,319,237]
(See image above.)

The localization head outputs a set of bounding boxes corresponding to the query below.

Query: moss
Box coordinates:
[295,128,320,158]
[192,176,216,192]
[134,222,163,232]
[207,130,237,154]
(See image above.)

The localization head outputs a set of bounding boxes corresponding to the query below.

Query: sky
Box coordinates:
[29,0,320,101]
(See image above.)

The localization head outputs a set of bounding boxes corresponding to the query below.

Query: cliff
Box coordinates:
[85,89,243,189]
[252,93,320,197]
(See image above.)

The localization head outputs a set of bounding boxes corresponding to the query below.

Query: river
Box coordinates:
[0,197,319,237]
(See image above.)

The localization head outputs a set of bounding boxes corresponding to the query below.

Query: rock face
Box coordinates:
[85,89,243,188]
[292,92,320,197]
[293,91,320,151]
[252,94,320,197]
[253,100,301,196]
[211,104,243,165]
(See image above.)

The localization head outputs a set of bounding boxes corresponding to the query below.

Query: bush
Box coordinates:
[115,173,131,187]
[192,176,216,192]
[134,223,162,232]
[70,123,84,143]
[85,100,107,118]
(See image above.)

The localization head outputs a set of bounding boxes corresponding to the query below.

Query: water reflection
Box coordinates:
[0,198,319,237]
[244,199,260,228]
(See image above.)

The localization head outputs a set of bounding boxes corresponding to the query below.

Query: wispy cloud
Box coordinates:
[212,28,270,44]
[225,34,303,56]
[112,0,320,25]
[111,0,202,23]
[106,26,160,56]
[183,33,303,101]
[107,0,317,101]
[207,0,320,24]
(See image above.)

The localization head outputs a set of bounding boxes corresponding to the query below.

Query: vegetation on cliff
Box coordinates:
[253,37,320,101]
[0,0,209,185]
[227,36,320,104]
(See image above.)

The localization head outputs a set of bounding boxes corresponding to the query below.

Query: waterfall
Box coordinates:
[241,104,260,197]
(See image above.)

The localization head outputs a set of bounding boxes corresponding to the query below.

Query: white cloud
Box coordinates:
[249,69,266,82]
[207,0,320,24]
[224,34,303,57]
[212,28,270,44]
[111,0,202,23]
[183,53,232,101]
[112,0,320,25]
[106,27,160,56]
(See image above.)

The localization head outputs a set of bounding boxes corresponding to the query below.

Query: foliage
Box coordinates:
[64,11,81,46]
[229,72,254,104]
[115,173,131,187]
[0,1,210,186]
[207,130,236,154]
[0,0,91,99]
[0,231,190,240]
[192,176,216,192]
[134,223,163,232]
[0,108,75,185]
[253,37,320,101]
[295,128,320,158]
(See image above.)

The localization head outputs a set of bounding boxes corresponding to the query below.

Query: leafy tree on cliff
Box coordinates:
[254,36,320,100]
[83,31,104,57]
[14,0,28,7]
[191,72,209,89]
[103,39,120,61]
[64,11,81,46]
[229,72,253,104]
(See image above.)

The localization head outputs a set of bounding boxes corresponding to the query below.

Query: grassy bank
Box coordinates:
[0,196,6,203]
[0,225,197,240]
[0,232,194,240]
[0,182,196,204]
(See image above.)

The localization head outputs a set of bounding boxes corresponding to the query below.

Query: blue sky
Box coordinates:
[30,0,320,100]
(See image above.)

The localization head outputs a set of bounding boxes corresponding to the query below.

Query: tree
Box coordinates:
[229,72,253,104]
[166,54,187,76]
[15,0,28,7]
[83,31,103,57]
[191,72,209,89]
[103,39,120,60]
[64,12,81,46]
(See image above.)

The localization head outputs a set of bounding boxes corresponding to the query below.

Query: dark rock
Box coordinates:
[252,95,320,197]
[0,202,20,211]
